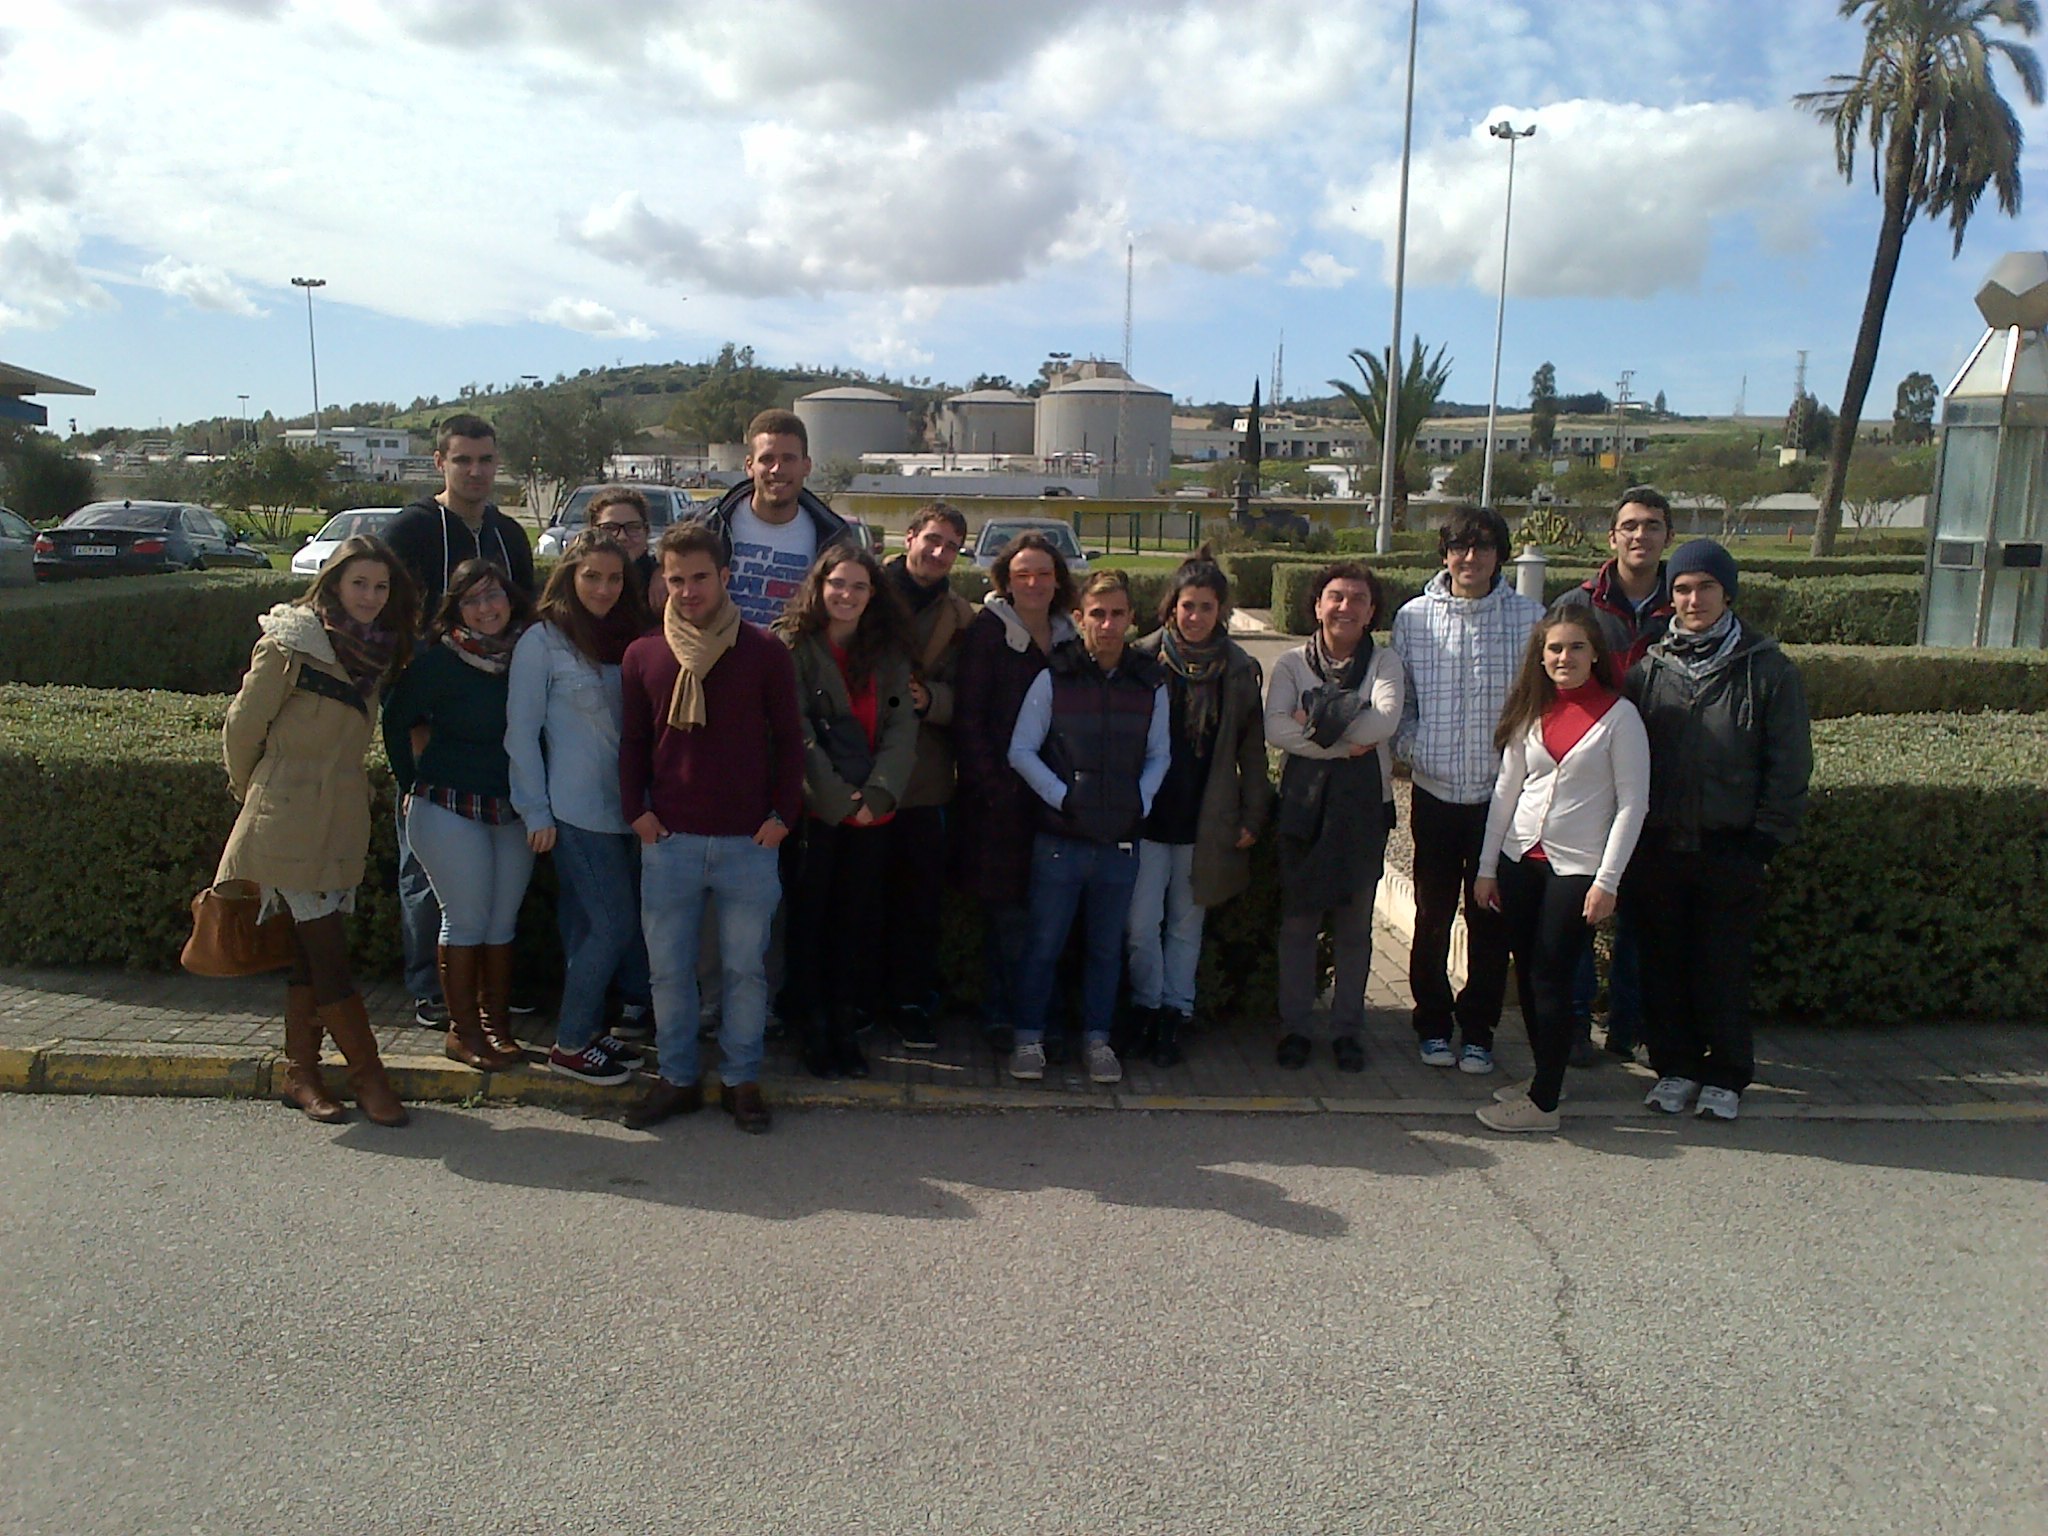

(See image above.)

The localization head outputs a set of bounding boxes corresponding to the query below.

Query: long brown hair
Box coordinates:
[1495,612,1615,750]
[1155,545,1232,629]
[536,531,649,663]
[300,534,417,674]
[426,557,536,646]
[774,540,913,685]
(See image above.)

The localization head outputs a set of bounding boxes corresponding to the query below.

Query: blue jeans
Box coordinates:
[641,832,781,1086]
[1125,840,1203,1014]
[406,799,535,947]
[553,821,652,1053]
[395,800,442,1001]
[1014,833,1140,1046]
[1572,903,1642,1045]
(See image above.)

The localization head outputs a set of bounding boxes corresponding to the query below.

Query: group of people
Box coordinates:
[214,407,1811,1140]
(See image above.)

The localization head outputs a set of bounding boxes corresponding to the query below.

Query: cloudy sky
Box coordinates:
[5,0,2047,434]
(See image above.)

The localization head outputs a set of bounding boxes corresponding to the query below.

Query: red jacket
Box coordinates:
[1553,560,1674,687]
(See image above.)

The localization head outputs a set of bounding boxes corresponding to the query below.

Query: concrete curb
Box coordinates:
[1,1036,2040,1122]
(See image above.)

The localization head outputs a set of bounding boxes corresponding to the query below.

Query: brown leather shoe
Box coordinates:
[317,993,408,1127]
[624,1077,703,1129]
[476,943,527,1068]
[279,983,347,1123]
[720,1081,771,1135]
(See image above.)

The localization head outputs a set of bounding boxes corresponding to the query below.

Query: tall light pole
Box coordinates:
[1480,120,1536,509]
[290,276,326,439]
[236,393,250,447]
[1376,0,1421,556]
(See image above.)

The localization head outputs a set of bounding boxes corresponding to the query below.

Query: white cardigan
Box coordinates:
[1478,698,1650,893]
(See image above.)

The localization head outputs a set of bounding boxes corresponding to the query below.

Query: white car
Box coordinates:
[969,516,1091,574]
[291,508,400,575]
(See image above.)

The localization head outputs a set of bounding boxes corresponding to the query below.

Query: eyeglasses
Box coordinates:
[459,584,507,609]
[596,519,648,535]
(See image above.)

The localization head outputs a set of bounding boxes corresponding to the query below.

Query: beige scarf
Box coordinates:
[662,591,740,730]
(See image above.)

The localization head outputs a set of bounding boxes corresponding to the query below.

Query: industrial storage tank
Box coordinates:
[795,386,910,466]
[936,388,1036,457]
[1033,376,1173,485]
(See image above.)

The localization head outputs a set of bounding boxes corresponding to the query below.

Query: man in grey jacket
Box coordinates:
[1390,505,1544,1074]
[1623,540,1811,1121]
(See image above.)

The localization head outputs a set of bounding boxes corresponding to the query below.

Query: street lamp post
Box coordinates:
[1481,120,1536,510]
[290,276,326,440]
[236,394,250,448]
[1376,0,1421,556]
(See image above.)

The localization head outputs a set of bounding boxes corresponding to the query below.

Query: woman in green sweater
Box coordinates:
[382,558,538,1072]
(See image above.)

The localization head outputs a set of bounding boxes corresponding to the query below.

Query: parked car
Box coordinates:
[969,516,1091,574]
[0,505,34,588]
[34,501,270,580]
[537,483,694,559]
[841,517,881,556]
[291,507,401,575]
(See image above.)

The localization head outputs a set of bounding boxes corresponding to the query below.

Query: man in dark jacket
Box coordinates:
[379,413,535,1025]
[695,408,849,628]
[1550,485,1676,1062]
[1005,571,1170,1086]
[1623,539,1811,1123]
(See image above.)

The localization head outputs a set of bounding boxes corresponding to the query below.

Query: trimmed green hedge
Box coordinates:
[2,689,2043,1023]
[1790,646,2048,718]
[0,571,303,694]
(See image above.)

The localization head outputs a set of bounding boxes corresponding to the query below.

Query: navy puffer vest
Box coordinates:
[1034,640,1160,845]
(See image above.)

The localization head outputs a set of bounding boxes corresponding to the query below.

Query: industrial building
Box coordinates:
[935,388,1035,456]
[795,386,910,466]
[1034,375,1172,496]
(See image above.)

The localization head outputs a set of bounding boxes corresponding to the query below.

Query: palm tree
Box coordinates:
[1330,338,1452,532]
[1799,0,2043,555]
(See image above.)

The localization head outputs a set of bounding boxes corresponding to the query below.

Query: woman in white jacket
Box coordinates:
[1473,612,1649,1132]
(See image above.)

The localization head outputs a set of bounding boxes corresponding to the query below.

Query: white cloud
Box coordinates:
[574,119,1095,297]
[1286,251,1357,288]
[0,110,106,331]
[1148,205,1285,274]
[533,297,655,339]
[142,255,264,316]
[1324,99,1835,299]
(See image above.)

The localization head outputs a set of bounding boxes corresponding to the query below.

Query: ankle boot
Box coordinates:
[1149,1010,1185,1070]
[801,1015,839,1079]
[477,943,527,1068]
[439,945,504,1070]
[832,1011,869,1080]
[318,993,408,1126]
[279,983,347,1123]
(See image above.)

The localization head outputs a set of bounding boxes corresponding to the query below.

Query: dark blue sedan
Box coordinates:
[33,501,270,580]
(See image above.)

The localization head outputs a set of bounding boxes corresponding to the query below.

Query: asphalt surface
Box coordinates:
[3,1097,2043,1536]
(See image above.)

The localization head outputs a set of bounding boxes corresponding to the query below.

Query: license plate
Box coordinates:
[74,546,117,557]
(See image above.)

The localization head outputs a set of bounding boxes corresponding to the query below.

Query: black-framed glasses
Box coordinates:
[596,519,648,535]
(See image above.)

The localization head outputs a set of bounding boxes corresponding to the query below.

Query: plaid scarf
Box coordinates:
[441,623,523,676]
[321,612,397,701]
[1661,612,1740,674]
[1158,626,1227,755]
[1306,626,1370,692]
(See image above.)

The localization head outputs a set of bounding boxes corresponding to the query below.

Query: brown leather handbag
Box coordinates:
[181,880,297,977]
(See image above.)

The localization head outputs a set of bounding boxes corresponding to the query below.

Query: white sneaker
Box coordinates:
[1494,1078,1567,1104]
[1008,1042,1046,1081]
[1695,1086,1741,1121]
[1644,1075,1702,1115]
[1084,1040,1122,1085]
[1476,1096,1560,1133]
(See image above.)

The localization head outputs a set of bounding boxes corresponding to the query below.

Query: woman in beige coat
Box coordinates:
[217,535,418,1125]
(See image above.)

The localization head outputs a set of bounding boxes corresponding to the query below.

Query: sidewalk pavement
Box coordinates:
[4,919,2044,1122]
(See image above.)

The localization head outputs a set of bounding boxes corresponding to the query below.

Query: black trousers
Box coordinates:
[1624,840,1767,1092]
[784,818,889,1030]
[1408,788,1511,1047]
[1498,855,1594,1112]
[881,805,948,1013]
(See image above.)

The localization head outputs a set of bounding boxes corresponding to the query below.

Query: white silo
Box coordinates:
[1034,376,1173,489]
[937,388,1037,457]
[795,386,910,465]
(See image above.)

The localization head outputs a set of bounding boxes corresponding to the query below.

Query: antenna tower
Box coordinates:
[1115,240,1133,483]
[1273,331,1285,406]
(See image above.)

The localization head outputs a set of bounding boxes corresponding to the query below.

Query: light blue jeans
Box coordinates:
[552,821,652,1053]
[395,801,442,1001]
[1125,840,1205,1015]
[406,798,534,947]
[641,832,781,1086]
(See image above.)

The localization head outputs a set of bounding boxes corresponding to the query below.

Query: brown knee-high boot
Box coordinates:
[478,943,526,1067]
[279,982,347,1123]
[318,993,408,1126]
[440,945,516,1070]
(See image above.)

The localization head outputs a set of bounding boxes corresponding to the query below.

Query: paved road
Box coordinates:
[3,1098,2042,1535]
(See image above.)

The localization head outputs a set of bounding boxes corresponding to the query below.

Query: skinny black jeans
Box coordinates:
[881,805,948,1013]
[1623,837,1767,1092]
[784,818,889,1032]
[1497,855,1594,1113]
[1408,788,1511,1048]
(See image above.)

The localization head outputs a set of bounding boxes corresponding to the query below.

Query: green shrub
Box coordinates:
[0,571,303,693]
[1753,714,2048,1023]
[1788,646,2048,719]
[1330,529,1440,556]
[1744,573,1921,646]
[1268,563,1602,634]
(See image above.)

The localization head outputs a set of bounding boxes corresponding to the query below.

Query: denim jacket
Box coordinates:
[505,621,631,836]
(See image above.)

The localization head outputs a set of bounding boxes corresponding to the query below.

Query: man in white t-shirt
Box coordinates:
[700,409,850,628]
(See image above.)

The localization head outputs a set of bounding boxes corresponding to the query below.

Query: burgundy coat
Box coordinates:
[949,605,1057,905]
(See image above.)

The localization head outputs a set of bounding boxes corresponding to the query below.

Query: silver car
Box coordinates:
[0,505,34,587]
[538,484,693,559]
[291,508,400,576]
[969,516,1090,574]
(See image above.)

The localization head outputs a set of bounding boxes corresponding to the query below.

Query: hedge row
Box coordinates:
[0,571,302,694]
[3,686,2042,1024]
[1787,646,2048,718]
[1266,565,1925,646]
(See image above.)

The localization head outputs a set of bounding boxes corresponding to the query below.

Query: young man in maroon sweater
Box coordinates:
[619,524,804,1133]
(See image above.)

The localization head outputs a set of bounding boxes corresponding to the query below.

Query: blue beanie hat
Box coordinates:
[1667,538,1738,599]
